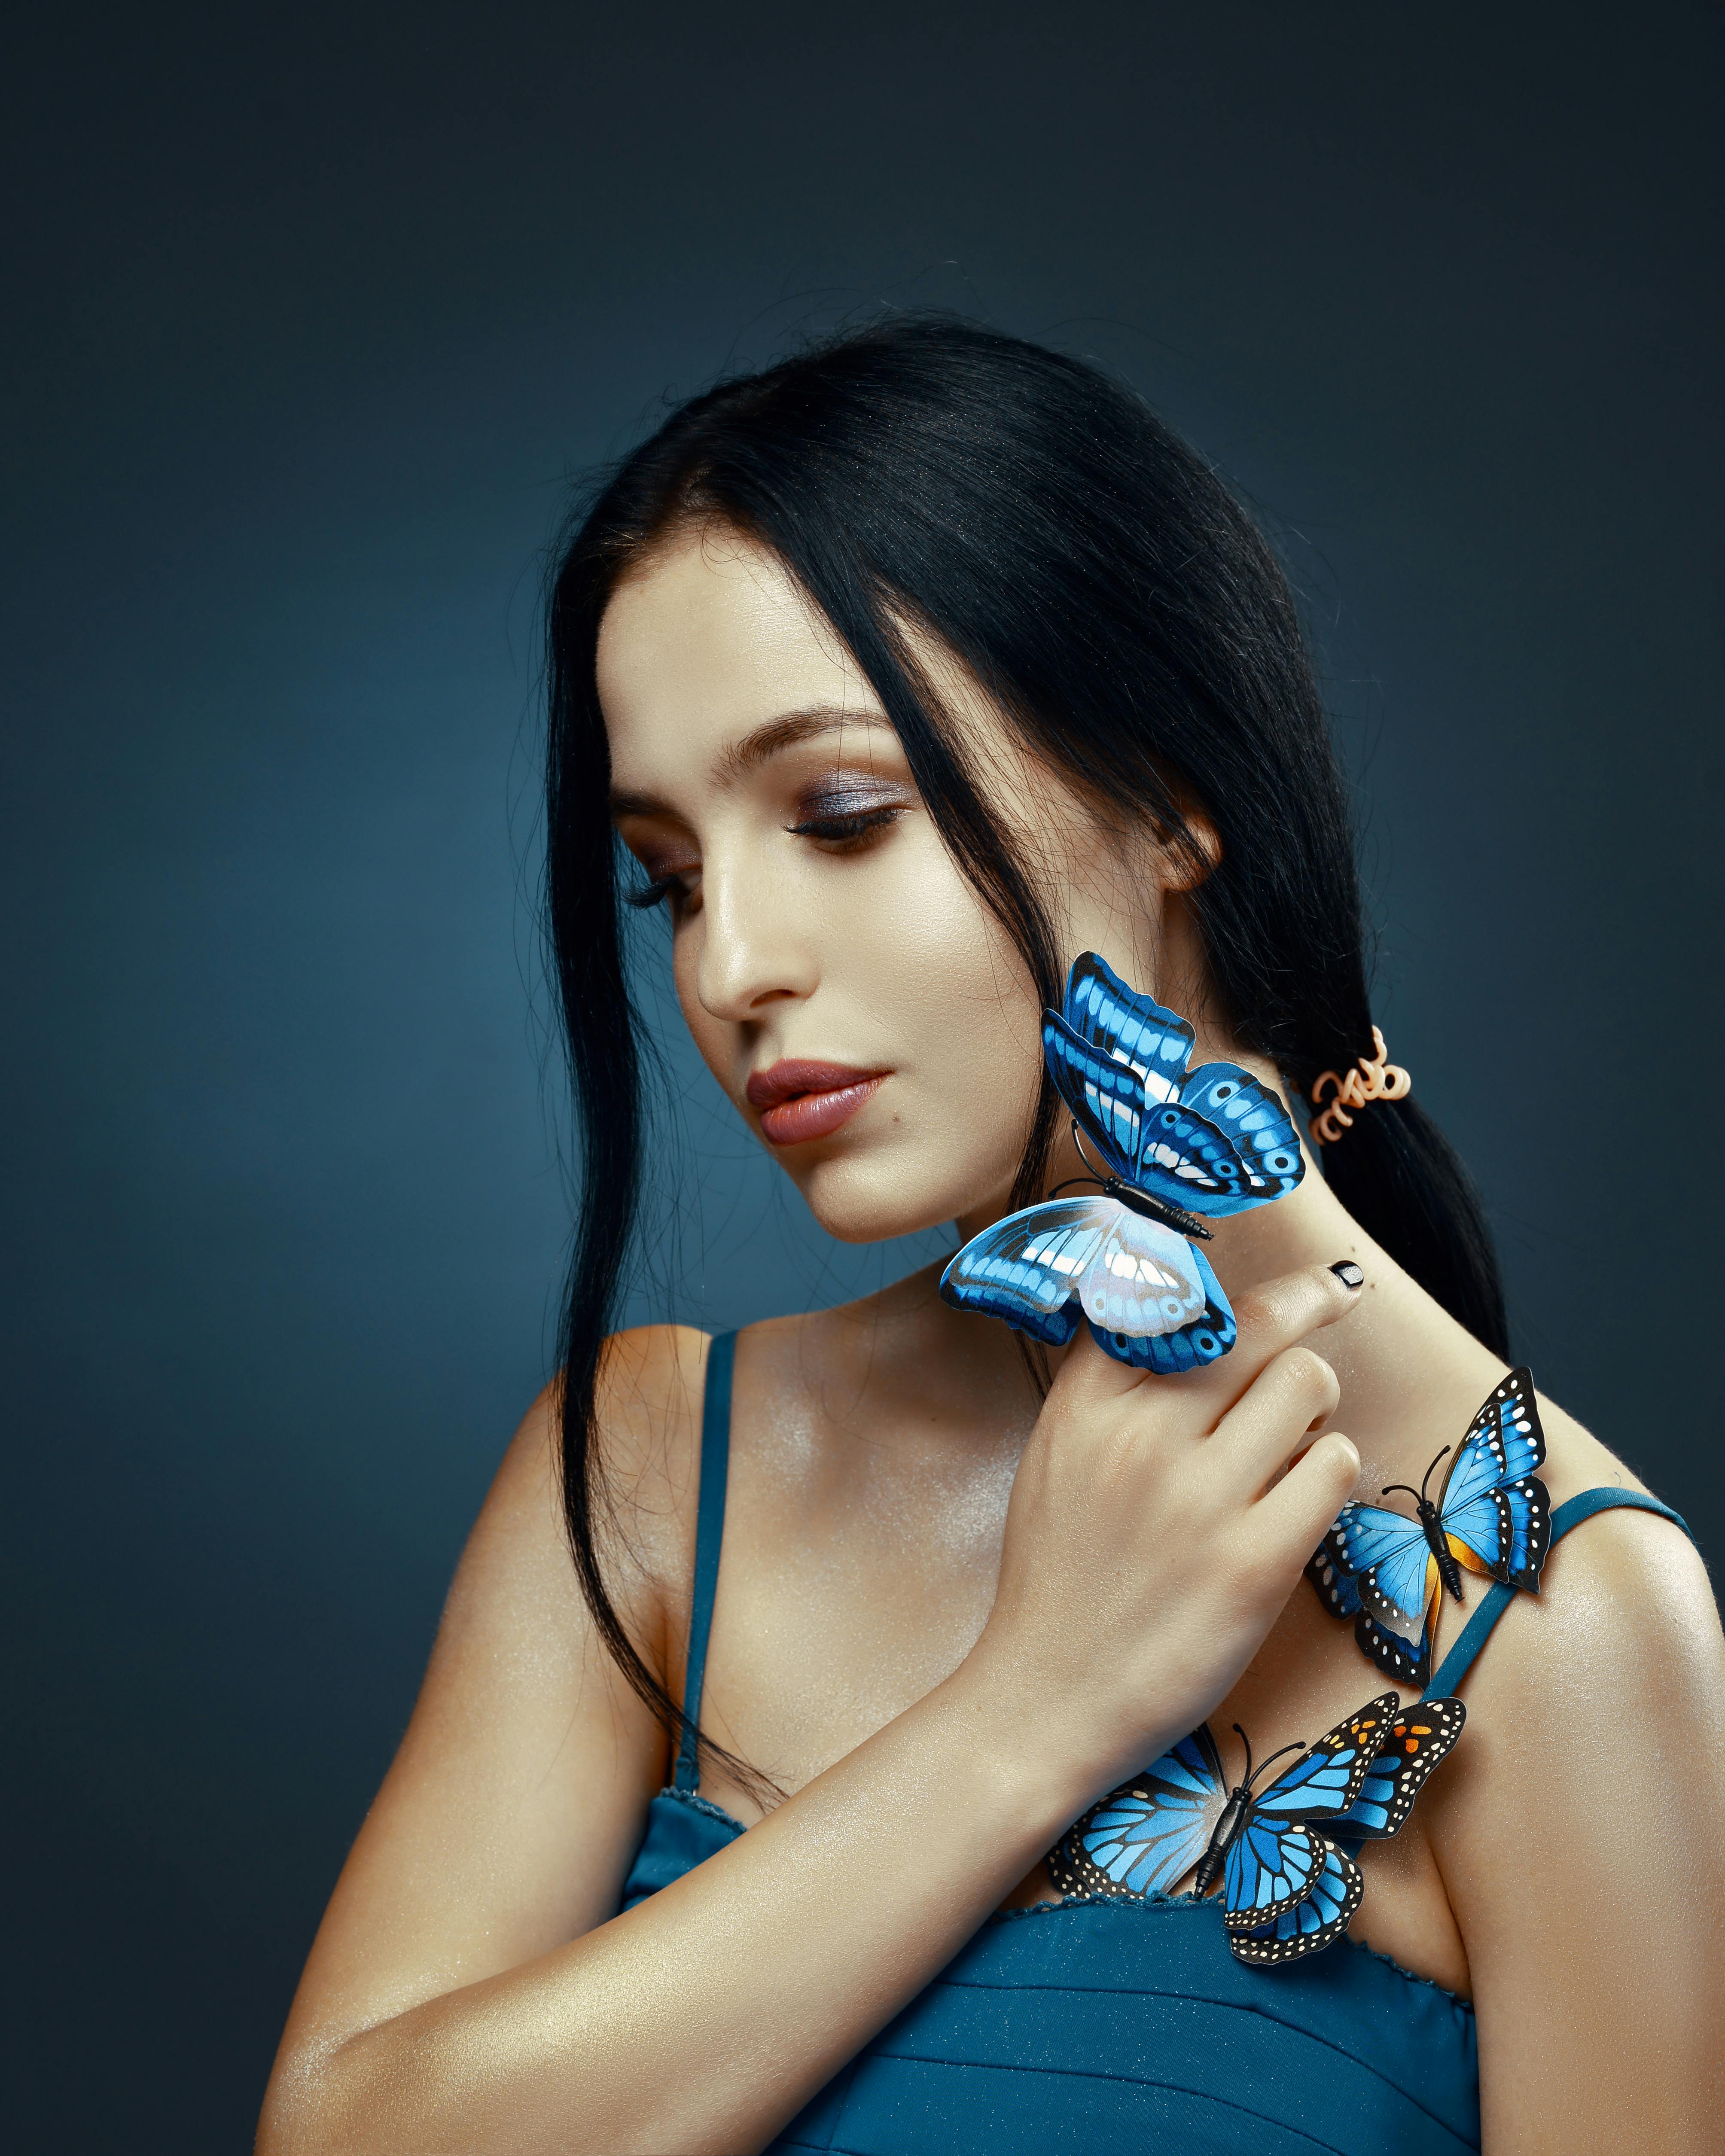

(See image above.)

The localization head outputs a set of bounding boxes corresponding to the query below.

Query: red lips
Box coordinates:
[745,1060,888,1146]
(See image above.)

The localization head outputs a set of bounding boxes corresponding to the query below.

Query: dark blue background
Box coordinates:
[4,5,1719,2147]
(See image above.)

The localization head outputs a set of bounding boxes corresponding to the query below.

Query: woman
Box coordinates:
[259,320,1722,2153]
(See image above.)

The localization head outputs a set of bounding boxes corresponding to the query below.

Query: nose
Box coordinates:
[692,853,819,1023]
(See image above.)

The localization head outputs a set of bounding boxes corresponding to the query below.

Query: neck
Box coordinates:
[948,1105,1500,1437]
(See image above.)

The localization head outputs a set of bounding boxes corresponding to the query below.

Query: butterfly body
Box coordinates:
[1099,1172,1211,1243]
[1416,1496,1468,1605]
[941,954,1303,1369]
[1050,1693,1463,1964]
[1308,1370,1552,1688]
[1191,1784,1253,1898]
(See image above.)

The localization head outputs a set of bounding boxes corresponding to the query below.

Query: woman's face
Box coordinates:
[599,527,1176,1244]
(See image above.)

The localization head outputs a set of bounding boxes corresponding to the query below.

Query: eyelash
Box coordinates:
[625,877,682,910]
[787,805,901,846]
[625,805,901,911]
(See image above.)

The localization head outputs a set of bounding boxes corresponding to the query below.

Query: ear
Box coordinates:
[1161,803,1222,894]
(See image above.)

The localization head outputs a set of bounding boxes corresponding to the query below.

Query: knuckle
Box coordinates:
[1304,1429,1361,1497]
[1325,1431,1362,1484]
[1275,1345,1336,1409]
[1234,1263,1350,1350]
[1228,1283,1282,1340]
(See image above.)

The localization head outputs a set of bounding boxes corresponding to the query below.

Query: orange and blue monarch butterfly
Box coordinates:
[1049,1694,1466,1966]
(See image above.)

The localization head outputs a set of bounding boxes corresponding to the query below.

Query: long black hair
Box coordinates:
[544,316,1508,1778]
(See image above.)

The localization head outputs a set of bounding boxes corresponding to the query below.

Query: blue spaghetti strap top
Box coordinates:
[619,1334,1694,2154]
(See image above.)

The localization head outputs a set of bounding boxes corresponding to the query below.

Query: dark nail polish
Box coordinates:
[1330,1261,1365,1289]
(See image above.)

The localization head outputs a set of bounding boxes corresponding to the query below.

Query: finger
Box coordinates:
[1254,1428,1362,1553]
[1044,1312,1146,1408]
[1175,1258,1365,1422]
[1049,1257,1364,1419]
[1212,1344,1343,1493]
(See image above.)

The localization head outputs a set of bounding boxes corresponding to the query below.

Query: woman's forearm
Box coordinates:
[260,1656,1111,2156]
[263,1276,1360,2155]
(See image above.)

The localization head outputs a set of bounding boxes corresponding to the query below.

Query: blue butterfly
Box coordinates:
[1307,1369,1552,1689]
[939,953,1305,1372]
[1048,1693,1466,1966]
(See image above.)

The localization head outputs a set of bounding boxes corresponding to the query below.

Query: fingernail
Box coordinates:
[1330,1261,1364,1289]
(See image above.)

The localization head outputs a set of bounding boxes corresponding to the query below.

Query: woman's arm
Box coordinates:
[1435,1506,1725,2152]
[259,1267,1364,2156]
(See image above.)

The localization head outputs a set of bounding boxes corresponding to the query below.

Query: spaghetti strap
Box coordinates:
[1421,1486,1694,1702]
[674,1331,737,1792]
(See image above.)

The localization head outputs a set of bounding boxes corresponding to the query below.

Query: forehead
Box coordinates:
[597,530,880,781]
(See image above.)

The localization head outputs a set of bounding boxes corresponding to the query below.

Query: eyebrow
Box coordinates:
[609,704,895,818]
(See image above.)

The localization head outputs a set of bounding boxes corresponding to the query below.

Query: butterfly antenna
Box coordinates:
[1070,1121,1110,1182]
[1379,1483,1422,1503]
[1231,1723,1253,1787]
[1047,1175,1105,1199]
[1244,1739,1307,1792]
[1419,1445,1452,1502]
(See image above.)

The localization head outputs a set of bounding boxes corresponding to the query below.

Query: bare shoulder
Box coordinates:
[445,1324,707,1595]
[584,1322,714,1634]
[1494,1377,1720,1691]
[1444,1371,1718,1726]
[1427,1450,1723,1886]
[1527,1374,1642,1496]
[1464,1495,1718,1715]
[1424,1413,1724,2141]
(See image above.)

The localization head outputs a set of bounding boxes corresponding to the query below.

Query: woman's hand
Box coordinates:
[968,1261,1363,1801]
[259,1276,1366,2156]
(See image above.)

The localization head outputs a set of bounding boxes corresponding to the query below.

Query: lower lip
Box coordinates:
[758,1078,885,1147]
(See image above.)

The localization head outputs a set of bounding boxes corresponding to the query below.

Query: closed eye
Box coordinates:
[787,805,901,847]
[625,875,684,910]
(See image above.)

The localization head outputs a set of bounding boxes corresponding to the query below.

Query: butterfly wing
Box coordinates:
[1049,1726,1226,1900]
[1250,1694,1402,1827]
[1490,1477,1552,1590]
[1177,1063,1307,1210]
[1074,1211,1207,1340]
[1330,1699,1467,1840]
[1310,1504,1442,1685]
[1440,1368,1546,1510]
[1325,1505,1433,1626]
[1132,1091,1260,1217]
[1220,1816,1330,1928]
[1087,1240,1238,1373]
[1041,1010,1144,1181]
[1061,951,1195,1104]
[1043,1009,1257,1214]
[1354,1586,1441,1690]
[1305,1537,1365,1621]
[1222,1702,1393,1952]
[938,1197,1112,1345]
[1437,1369,1551,1593]
[1228,1839,1363,1966]
[1441,1481,1552,1592]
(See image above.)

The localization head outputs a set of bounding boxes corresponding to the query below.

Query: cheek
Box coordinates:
[819,829,1047,1210]
[853,833,1037,1066]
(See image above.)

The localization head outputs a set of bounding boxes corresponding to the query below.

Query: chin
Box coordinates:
[794,1137,1012,1247]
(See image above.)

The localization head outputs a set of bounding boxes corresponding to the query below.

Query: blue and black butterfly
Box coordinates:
[939,953,1305,1372]
[1048,1692,1466,1966]
[1307,1369,1552,1689]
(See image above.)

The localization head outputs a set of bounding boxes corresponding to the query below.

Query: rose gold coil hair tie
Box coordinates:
[1309,1026,1411,1145]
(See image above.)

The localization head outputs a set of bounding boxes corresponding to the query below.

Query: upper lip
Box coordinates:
[744,1059,887,1109]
